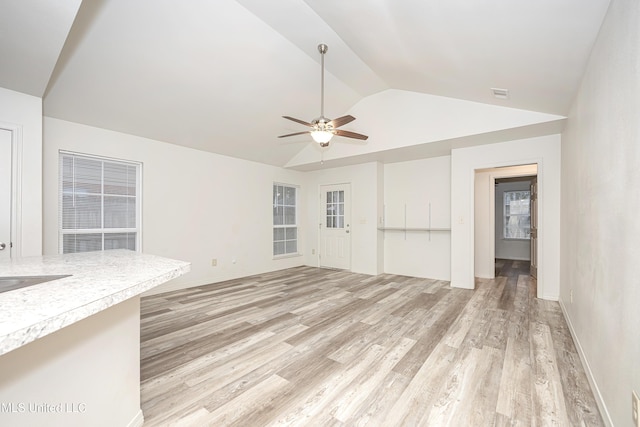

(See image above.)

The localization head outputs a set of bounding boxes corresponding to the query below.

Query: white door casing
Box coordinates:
[0,128,12,259]
[319,184,351,270]
[530,177,538,278]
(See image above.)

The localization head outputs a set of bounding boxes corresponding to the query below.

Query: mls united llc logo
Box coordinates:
[1,402,87,413]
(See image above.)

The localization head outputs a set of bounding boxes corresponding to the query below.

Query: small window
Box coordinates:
[59,152,141,254]
[503,190,530,239]
[273,184,298,256]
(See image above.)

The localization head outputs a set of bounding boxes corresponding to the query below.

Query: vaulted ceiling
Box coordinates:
[0,0,611,168]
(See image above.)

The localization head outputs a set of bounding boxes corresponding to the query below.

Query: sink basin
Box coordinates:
[0,275,72,294]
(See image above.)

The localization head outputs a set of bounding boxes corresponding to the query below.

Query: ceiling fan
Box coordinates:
[278,44,368,147]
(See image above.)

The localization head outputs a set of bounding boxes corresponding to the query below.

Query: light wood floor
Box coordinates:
[140,260,603,426]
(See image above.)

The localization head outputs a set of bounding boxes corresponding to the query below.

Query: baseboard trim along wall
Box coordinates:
[559,300,613,427]
[127,410,144,427]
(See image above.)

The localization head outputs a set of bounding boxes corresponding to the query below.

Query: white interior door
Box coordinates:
[0,129,12,260]
[320,184,351,270]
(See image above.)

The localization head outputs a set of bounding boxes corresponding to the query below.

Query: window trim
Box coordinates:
[59,150,143,254]
[273,182,299,258]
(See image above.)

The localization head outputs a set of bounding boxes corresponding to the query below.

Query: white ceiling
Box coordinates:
[0,0,82,96]
[0,0,611,167]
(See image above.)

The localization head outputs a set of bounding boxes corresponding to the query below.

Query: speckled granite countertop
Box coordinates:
[0,250,190,356]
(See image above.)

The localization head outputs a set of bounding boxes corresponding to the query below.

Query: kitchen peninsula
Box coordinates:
[0,250,190,427]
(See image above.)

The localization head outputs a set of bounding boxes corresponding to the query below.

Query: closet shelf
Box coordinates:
[377,227,450,232]
[381,202,449,240]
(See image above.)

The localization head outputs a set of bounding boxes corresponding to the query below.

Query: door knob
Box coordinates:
[0,243,6,250]
[346,230,350,234]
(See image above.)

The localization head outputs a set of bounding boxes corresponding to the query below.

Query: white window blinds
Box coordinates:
[59,152,141,254]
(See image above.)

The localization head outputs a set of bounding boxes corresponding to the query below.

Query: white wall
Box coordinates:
[383,156,451,280]
[303,162,383,276]
[560,0,640,425]
[0,87,42,257]
[451,135,560,300]
[474,170,493,279]
[494,180,532,261]
[43,118,306,294]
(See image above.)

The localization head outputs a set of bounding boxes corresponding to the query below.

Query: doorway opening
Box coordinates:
[474,164,538,282]
[495,175,537,278]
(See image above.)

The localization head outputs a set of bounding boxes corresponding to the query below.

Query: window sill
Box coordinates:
[273,253,303,260]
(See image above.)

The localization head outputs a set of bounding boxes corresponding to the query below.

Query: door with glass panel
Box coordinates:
[319,184,351,270]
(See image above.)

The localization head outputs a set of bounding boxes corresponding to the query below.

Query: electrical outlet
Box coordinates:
[633,390,639,427]
[312,249,316,255]
[211,259,217,267]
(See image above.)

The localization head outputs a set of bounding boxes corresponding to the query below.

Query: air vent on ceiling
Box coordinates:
[491,88,509,99]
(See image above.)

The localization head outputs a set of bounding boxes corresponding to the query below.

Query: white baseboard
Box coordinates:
[126,409,144,427]
[541,292,559,301]
[558,300,613,427]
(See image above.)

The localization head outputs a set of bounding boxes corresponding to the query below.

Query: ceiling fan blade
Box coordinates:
[278,131,311,138]
[282,116,312,127]
[334,129,369,140]
[329,115,356,128]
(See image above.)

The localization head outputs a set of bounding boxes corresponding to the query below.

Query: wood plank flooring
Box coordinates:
[140,260,603,426]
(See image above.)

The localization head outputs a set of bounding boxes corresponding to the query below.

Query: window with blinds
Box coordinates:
[273,183,297,256]
[59,152,141,254]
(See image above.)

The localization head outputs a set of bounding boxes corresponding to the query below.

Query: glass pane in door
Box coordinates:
[326,190,345,229]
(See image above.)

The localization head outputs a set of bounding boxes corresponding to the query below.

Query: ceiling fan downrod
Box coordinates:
[318,43,328,119]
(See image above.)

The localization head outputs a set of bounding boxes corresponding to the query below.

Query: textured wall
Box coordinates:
[560,0,640,425]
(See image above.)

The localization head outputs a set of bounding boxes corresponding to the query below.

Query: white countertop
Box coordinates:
[0,250,190,356]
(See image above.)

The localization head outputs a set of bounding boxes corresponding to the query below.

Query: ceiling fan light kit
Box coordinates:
[311,130,333,145]
[278,44,368,147]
